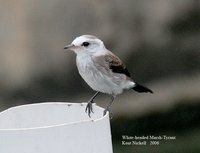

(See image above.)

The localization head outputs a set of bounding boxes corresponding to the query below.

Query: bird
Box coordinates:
[64,35,153,117]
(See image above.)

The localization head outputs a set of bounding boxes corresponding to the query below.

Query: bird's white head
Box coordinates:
[64,35,105,55]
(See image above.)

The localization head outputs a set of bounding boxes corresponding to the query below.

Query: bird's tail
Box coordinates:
[132,83,153,93]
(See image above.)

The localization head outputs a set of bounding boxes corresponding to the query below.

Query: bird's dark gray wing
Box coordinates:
[105,54,131,77]
[93,51,131,77]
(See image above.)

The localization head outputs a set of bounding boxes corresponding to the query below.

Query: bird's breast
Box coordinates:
[76,54,117,94]
[76,55,101,84]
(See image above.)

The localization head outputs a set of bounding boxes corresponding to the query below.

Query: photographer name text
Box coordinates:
[121,135,176,146]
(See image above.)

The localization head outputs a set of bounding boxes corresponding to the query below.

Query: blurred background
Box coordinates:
[0,0,200,152]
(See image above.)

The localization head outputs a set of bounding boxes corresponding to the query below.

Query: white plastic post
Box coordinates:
[0,102,113,153]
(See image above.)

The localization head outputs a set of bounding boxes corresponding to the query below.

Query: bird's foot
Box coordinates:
[85,101,94,117]
[103,107,113,119]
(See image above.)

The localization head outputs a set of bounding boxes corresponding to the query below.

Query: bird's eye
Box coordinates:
[82,42,90,47]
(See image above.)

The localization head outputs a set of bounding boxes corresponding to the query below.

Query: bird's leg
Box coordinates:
[103,95,116,118]
[85,91,100,117]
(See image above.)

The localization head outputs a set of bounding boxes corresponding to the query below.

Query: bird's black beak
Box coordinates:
[64,44,75,50]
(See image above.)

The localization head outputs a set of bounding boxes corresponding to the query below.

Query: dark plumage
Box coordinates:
[133,83,153,93]
[104,53,131,77]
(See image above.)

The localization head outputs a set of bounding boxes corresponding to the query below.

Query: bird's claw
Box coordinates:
[103,107,113,119]
[85,101,94,117]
